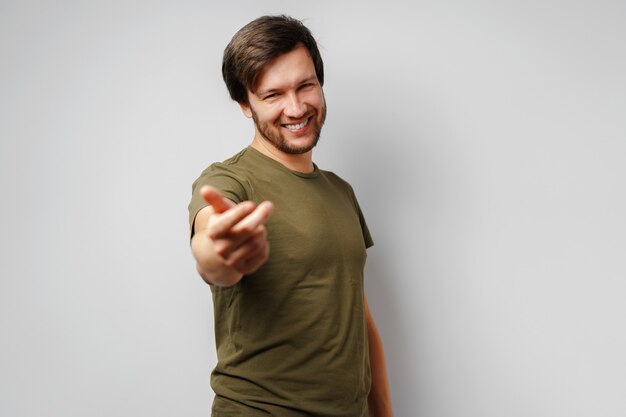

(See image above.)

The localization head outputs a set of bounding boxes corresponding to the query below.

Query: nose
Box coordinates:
[283,91,306,118]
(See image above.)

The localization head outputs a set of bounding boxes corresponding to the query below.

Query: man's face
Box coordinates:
[241,44,326,155]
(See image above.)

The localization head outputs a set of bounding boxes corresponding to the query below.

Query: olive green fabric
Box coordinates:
[189,147,373,416]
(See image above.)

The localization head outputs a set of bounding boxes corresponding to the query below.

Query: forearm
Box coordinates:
[366,308,393,416]
[191,232,243,287]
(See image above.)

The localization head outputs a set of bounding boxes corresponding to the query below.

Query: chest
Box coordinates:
[249,176,367,283]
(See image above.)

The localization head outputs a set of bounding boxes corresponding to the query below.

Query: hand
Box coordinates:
[200,185,274,275]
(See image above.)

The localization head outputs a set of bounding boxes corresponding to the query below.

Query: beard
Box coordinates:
[250,100,327,155]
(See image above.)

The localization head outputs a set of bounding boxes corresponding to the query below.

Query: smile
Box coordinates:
[283,117,309,131]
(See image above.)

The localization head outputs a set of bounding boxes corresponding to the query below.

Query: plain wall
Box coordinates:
[1,0,625,416]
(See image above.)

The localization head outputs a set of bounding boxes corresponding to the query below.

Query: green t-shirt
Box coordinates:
[189,147,373,417]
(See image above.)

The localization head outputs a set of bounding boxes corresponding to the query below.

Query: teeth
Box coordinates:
[284,118,309,130]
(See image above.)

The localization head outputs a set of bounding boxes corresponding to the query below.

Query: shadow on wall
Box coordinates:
[347,118,428,413]
[325,71,465,413]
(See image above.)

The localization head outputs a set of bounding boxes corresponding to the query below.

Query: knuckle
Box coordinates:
[207,224,225,239]
[247,240,260,251]
[239,225,254,235]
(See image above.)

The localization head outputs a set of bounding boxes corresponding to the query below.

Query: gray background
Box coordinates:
[1,0,625,416]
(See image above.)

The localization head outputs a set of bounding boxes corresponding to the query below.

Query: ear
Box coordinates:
[239,101,253,118]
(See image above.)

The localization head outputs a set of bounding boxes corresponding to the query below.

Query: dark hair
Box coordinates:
[222,15,324,104]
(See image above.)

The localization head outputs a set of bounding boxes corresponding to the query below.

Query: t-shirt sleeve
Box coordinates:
[345,182,374,249]
[357,203,374,249]
[188,164,249,235]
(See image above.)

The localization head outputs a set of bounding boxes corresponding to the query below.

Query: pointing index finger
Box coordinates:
[200,185,234,214]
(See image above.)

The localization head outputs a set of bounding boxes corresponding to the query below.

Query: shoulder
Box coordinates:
[319,168,356,193]
[192,149,255,185]
[190,148,257,205]
[198,148,249,175]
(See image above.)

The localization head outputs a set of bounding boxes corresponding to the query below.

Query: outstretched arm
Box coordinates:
[191,185,274,287]
[365,294,394,417]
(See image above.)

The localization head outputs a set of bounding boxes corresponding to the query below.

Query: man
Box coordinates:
[189,15,393,416]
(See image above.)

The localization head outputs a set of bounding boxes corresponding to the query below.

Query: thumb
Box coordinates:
[200,185,234,214]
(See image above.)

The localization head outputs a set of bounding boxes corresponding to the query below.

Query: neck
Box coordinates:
[251,137,315,174]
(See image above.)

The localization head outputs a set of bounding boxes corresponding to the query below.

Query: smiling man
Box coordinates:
[188,15,393,417]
